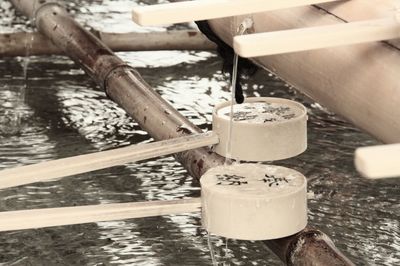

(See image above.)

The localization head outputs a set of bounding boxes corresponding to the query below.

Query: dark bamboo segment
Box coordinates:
[0,30,215,57]
[265,228,354,265]
[9,0,354,265]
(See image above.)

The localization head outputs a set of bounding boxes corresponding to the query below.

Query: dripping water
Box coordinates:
[225,53,239,164]
[0,24,34,135]
[213,19,254,264]
[207,233,218,266]
[21,35,32,102]
[16,29,34,130]
[224,238,230,263]
[224,19,253,165]
[14,1,37,133]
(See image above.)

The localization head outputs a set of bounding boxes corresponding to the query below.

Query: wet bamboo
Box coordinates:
[9,0,353,265]
[0,30,216,57]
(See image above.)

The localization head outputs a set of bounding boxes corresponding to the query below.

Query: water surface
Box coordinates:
[0,1,399,265]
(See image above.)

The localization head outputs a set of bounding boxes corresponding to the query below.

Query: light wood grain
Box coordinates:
[355,144,400,179]
[132,0,342,26]
[0,132,219,189]
[318,0,400,48]
[234,17,400,57]
[0,198,201,232]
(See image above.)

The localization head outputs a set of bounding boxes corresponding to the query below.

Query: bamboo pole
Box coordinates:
[0,30,216,57]
[9,0,353,265]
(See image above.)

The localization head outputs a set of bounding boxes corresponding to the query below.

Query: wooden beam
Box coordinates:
[0,132,218,190]
[0,198,201,232]
[355,144,400,179]
[318,0,398,20]
[317,0,400,49]
[132,0,343,26]
[234,18,400,57]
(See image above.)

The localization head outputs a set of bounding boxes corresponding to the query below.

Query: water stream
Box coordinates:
[225,20,250,164]
[17,32,34,128]
[210,22,250,265]
[0,14,34,135]
[225,53,239,164]
[207,233,218,266]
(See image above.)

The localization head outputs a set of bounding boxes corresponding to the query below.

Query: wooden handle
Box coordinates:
[355,144,400,179]
[234,17,400,57]
[0,198,201,232]
[132,0,342,26]
[0,132,219,189]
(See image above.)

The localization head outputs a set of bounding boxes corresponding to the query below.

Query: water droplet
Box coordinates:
[207,232,218,266]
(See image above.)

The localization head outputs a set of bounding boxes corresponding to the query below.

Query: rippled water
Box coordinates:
[0,1,399,265]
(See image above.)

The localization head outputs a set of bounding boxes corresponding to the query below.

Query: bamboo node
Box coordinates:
[102,63,135,92]
[33,1,64,24]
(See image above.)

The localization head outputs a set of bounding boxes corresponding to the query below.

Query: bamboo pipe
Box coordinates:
[355,144,400,179]
[9,0,222,183]
[0,132,218,190]
[233,17,400,57]
[9,0,353,265]
[208,3,400,144]
[132,0,343,26]
[0,198,201,232]
[0,30,216,57]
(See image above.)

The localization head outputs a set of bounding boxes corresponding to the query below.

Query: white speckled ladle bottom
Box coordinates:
[201,163,307,240]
